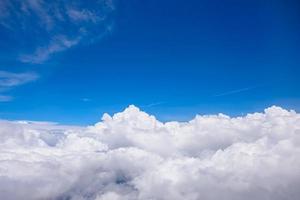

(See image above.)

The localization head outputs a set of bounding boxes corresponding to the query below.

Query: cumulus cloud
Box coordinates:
[0,105,300,200]
[0,0,115,63]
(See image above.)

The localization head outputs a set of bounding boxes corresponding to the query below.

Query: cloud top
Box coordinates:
[0,105,300,199]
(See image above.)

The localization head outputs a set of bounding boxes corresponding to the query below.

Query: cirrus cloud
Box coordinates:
[0,0,115,63]
[0,71,38,88]
[0,70,39,102]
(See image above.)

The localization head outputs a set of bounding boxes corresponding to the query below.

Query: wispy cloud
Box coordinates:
[19,36,80,64]
[0,0,115,63]
[81,98,91,102]
[0,95,13,102]
[213,86,258,97]
[141,101,166,108]
[67,9,101,23]
[0,71,39,88]
[0,71,39,102]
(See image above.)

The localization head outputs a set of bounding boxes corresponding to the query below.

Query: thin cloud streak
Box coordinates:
[0,0,115,63]
[141,101,166,108]
[0,71,39,88]
[19,36,80,64]
[0,95,13,102]
[213,86,258,97]
[0,71,39,102]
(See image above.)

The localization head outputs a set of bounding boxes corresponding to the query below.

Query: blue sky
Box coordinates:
[0,0,299,124]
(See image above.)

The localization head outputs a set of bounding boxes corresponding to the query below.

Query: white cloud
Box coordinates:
[0,0,115,63]
[0,71,38,88]
[19,36,80,64]
[0,71,38,101]
[0,95,13,102]
[213,86,258,97]
[81,98,91,102]
[67,9,101,23]
[0,105,300,199]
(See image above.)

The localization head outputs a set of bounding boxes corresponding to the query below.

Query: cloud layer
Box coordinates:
[1,105,300,200]
[0,0,115,63]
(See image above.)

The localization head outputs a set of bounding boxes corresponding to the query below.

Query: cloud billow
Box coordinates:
[0,105,300,199]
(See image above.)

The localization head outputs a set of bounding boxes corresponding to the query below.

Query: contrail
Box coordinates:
[213,86,258,97]
[141,102,166,108]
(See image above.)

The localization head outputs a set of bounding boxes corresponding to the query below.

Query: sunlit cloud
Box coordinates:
[0,105,299,199]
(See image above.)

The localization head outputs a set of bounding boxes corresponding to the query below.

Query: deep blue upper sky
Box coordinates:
[0,0,299,124]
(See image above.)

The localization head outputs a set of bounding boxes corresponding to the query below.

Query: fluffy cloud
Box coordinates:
[0,105,300,200]
[0,0,115,63]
